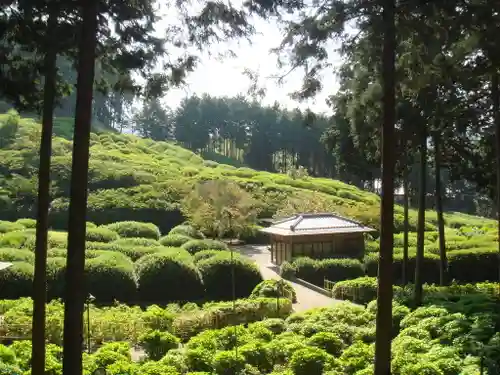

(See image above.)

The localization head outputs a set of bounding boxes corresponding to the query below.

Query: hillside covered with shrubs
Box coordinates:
[0,112,494,235]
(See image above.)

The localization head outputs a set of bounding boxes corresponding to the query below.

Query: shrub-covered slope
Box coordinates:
[0,112,495,234]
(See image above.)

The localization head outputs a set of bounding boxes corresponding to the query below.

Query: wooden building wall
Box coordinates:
[269,232,365,265]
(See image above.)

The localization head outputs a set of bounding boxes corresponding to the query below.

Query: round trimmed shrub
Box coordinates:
[0,221,24,234]
[86,222,97,229]
[156,247,192,260]
[193,250,227,263]
[86,227,120,243]
[15,218,37,229]
[138,330,180,360]
[197,254,263,300]
[185,348,213,373]
[280,261,297,280]
[0,248,34,263]
[250,279,297,303]
[113,237,161,247]
[46,257,66,300]
[136,253,204,303]
[239,341,272,372]
[0,262,34,299]
[181,239,228,255]
[104,221,161,240]
[160,234,192,247]
[85,259,136,304]
[169,224,204,239]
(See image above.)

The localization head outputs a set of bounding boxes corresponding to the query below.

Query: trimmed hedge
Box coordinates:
[0,231,34,248]
[193,250,226,263]
[15,218,36,229]
[169,225,204,239]
[104,221,161,240]
[0,221,24,234]
[182,239,228,255]
[46,257,66,300]
[0,262,33,299]
[85,227,120,243]
[197,254,263,301]
[0,248,34,263]
[331,277,381,304]
[292,257,364,286]
[136,253,204,303]
[113,237,161,247]
[160,234,192,247]
[85,258,136,304]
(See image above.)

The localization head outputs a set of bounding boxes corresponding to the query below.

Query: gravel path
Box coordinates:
[235,245,336,312]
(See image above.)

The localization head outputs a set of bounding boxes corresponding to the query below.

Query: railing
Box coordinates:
[324,279,335,297]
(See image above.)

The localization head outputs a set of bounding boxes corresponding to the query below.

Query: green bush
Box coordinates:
[307,332,344,356]
[182,239,228,255]
[279,261,297,280]
[113,237,161,247]
[365,252,440,284]
[46,257,66,300]
[212,350,246,375]
[86,227,120,243]
[15,218,37,229]
[136,253,204,303]
[0,248,34,263]
[193,249,226,263]
[85,258,136,304]
[250,279,297,303]
[160,234,192,247]
[169,224,204,239]
[104,221,161,240]
[0,230,34,248]
[292,257,364,286]
[331,277,379,305]
[289,347,330,375]
[138,330,180,360]
[0,221,24,234]
[111,245,159,261]
[197,254,263,300]
[47,248,67,258]
[447,248,498,282]
[0,262,33,299]
[239,341,272,372]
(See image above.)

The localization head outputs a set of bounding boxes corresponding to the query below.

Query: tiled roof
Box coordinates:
[260,213,375,236]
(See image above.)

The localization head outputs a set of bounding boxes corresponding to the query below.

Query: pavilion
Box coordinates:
[259,213,375,265]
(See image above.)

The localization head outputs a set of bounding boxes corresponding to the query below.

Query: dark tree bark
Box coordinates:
[31,9,58,375]
[62,1,98,375]
[493,71,500,284]
[374,0,395,373]
[414,122,427,307]
[402,172,409,285]
[433,130,447,286]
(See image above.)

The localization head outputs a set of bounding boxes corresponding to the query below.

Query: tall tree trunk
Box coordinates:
[414,123,427,306]
[31,10,58,375]
[62,2,98,375]
[433,130,447,286]
[402,171,409,285]
[493,71,500,284]
[374,0,395,373]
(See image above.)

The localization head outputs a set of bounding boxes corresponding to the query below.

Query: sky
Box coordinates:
[158,7,341,114]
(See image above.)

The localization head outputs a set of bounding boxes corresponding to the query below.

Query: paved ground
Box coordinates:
[235,245,335,312]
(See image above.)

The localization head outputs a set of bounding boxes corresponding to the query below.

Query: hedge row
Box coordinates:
[281,246,498,288]
[0,248,263,304]
[365,247,499,283]
[331,277,500,305]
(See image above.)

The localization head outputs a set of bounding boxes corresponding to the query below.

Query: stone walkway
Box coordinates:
[235,245,336,312]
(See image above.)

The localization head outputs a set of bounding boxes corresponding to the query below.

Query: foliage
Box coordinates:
[160,234,193,247]
[197,253,263,300]
[169,225,205,240]
[138,330,180,360]
[250,279,297,303]
[103,221,161,240]
[135,253,204,303]
[86,227,120,243]
[182,180,260,238]
[181,239,228,255]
